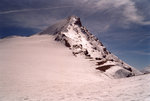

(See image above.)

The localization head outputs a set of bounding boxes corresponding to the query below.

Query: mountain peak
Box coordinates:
[67,15,82,26]
[39,15,82,35]
[39,16,142,78]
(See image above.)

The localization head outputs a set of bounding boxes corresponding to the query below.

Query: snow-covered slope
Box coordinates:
[0,35,105,83]
[141,66,150,74]
[0,35,149,101]
[39,15,142,78]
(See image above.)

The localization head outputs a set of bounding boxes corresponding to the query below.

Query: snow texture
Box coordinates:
[0,35,149,101]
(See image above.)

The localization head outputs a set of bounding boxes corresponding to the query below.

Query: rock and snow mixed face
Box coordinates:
[39,15,142,78]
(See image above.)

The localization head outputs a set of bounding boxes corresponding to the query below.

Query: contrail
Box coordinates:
[0,6,73,15]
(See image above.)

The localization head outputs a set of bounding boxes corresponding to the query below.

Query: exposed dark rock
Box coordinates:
[93,47,97,50]
[84,49,89,56]
[55,34,66,41]
[103,55,106,58]
[95,57,101,60]
[73,44,82,49]
[81,28,86,34]
[72,50,83,55]
[125,67,132,72]
[103,48,107,51]
[115,69,133,78]
[74,18,82,27]
[63,39,71,47]
[55,36,60,41]
[96,65,114,72]
[96,61,107,65]
[110,59,114,62]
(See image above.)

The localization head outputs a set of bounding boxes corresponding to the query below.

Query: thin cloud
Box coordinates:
[0,6,73,15]
[81,0,150,26]
[0,0,150,31]
[138,35,150,43]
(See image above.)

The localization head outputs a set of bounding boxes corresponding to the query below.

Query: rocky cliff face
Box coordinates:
[39,15,142,78]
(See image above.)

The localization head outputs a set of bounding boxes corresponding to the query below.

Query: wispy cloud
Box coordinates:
[138,34,150,43]
[0,6,73,15]
[0,0,150,30]
[81,0,150,26]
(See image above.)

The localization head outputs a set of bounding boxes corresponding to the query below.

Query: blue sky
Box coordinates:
[0,0,149,69]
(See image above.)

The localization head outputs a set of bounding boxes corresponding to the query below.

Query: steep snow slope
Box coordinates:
[39,16,142,78]
[0,35,149,101]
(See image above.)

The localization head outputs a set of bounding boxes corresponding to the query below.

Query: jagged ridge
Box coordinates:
[39,15,142,78]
